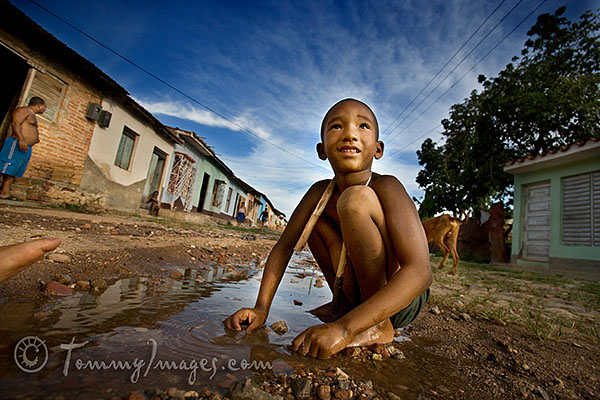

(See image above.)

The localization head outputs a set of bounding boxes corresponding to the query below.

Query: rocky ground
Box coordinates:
[0,202,599,400]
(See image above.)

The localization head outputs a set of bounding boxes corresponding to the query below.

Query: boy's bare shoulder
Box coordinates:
[371,174,406,191]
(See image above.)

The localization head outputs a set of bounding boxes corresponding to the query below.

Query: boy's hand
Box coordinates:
[223,308,267,333]
[291,321,352,359]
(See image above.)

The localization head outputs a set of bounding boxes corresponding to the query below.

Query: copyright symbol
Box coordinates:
[14,336,48,373]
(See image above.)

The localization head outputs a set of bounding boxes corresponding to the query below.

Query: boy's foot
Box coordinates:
[0,238,62,282]
[0,195,20,201]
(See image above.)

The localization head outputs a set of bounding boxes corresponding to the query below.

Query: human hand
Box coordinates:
[223,307,267,333]
[0,238,61,282]
[291,321,353,359]
[18,141,29,152]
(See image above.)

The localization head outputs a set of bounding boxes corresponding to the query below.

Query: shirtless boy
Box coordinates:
[0,97,46,200]
[224,99,432,359]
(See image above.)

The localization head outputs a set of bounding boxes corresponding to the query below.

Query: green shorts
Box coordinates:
[390,288,430,329]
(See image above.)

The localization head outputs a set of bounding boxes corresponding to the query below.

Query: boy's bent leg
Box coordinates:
[337,185,395,301]
[336,185,396,344]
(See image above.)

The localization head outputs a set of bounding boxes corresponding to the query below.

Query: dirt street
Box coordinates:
[0,203,598,399]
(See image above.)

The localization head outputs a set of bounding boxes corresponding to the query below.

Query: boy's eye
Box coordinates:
[359,123,370,129]
[329,123,342,130]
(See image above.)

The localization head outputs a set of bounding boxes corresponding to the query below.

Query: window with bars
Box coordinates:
[562,171,600,247]
[211,180,226,208]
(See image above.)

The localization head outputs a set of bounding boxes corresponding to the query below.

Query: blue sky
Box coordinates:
[11,0,596,216]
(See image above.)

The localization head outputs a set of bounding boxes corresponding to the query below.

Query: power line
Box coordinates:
[384,0,524,146]
[385,124,442,158]
[381,0,508,140]
[25,0,328,170]
[220,157,318,171]
[386,0,548,152]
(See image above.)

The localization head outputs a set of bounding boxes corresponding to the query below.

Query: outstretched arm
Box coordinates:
[223,180,332,333]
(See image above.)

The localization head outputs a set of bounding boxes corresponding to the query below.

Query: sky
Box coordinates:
[10,0,596,217]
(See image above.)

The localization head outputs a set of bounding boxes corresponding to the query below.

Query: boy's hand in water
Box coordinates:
[291,321,353,359]
[223,308,267,333]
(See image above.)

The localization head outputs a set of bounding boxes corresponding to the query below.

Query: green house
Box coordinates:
[504,137,600,276]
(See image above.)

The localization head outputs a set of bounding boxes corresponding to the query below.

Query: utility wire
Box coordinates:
[26,0,328,170]
[220,157,319,171]
[385,124,442,158]
[385,0,524,146]
[386,0,548,156]
[381,0,508,140]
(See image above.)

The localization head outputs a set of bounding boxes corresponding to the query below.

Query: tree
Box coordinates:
[417,7,600,216]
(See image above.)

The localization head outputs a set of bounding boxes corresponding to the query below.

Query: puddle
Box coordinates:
[0,251,459,399]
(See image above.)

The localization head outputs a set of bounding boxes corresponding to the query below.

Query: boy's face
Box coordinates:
[317,100,383,174]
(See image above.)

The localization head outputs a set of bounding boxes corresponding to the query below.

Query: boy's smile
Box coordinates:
[317,100,383,175]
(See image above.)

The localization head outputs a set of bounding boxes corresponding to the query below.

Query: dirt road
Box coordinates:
[0,202,598,399]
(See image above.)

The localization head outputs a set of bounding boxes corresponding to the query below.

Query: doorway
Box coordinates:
[197,173,210,212]
[141,147,167,206]
[523,182,551,262]
[0,45,29,142]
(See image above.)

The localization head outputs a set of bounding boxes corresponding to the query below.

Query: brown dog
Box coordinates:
[422,212,468,275]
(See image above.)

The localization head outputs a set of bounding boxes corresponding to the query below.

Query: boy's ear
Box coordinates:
[316,142,327,160]
[374,141,384,160]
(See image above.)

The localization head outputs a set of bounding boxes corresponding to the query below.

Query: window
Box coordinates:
[166,153,196,209]
[114,127,137,170]
[211,180,226,208]
[562,171,600,247]
[225,187,233,212]
[22,69,67,123]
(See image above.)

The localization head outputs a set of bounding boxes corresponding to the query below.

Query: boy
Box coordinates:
[224,99,432,359]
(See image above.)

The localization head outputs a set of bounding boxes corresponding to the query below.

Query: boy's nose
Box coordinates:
[342,127,359,141]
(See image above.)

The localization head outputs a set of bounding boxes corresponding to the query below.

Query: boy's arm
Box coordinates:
[292,176,431,358]
[223,180,331,332]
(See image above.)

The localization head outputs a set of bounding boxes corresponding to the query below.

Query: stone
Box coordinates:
[430,305,442,315]
[44,281,73,296]
[317,385,331,400]
[532,386,550,400]
[271,320,289,335]
[53,273,72,284]
[460,313,472,322]
[372,353,383,361]
[493,318,507,327]
[333,389,351,400]
[314,278,324,288]
[166,387,179,397]
[82,223,92,229]
[293,299,303,306]
[335,367,349,381]
[48,254,71,263]
[75,280,91,290]
[227,378,284,400]
[386,393,402,400]
[170,271,184,280]
[290,377,313,400]
[184,390,199,399]
[126,391,145,400]
[91,279,107,290]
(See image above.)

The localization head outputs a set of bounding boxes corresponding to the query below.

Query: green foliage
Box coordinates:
[417,7,600,215]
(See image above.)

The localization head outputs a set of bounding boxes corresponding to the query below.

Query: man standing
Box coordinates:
[0,97,46,200]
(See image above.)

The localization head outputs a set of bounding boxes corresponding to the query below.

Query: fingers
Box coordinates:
[40,238,62,253]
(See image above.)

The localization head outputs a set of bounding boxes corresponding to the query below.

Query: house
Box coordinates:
[79,97,180,211]
[0,2,180,210]
[504,136,600,275]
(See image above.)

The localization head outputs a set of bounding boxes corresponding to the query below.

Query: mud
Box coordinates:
[0,203,599,400]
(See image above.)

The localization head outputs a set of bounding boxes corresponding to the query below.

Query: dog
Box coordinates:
[422,211,468,275]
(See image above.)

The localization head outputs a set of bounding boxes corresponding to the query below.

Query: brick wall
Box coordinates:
[26,79,101,186]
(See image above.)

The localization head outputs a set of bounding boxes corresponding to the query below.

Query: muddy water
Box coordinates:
[0,251,460,399]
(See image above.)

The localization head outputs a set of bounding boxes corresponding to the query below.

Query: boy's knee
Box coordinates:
[337,185,378,216]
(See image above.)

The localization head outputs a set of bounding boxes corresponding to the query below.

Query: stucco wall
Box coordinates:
[512,157,600,267]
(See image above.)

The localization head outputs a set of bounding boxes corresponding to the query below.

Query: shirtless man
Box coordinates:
[0,97,46,200]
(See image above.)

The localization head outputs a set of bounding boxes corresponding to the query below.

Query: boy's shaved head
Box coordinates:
[320,98,379,141]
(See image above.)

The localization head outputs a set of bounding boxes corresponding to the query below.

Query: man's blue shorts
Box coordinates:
[0,137,32,178]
